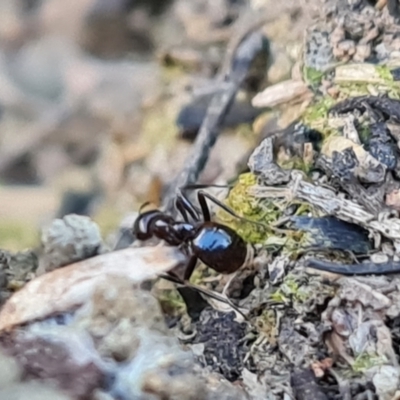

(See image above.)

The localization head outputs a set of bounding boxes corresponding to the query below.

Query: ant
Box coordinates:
[133,188,255,284]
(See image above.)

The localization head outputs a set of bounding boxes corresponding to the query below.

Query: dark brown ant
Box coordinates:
[133,189,254,282]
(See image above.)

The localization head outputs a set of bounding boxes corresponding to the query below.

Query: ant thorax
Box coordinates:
[171,222,196,242]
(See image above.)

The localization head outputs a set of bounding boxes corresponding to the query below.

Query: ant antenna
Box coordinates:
[184,187,270,231]
[139,201,153,213]
[180,184,234,191]
[175,195,200,222]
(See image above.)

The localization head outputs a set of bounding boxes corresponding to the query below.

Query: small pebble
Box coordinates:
[370,253,389,264]
[40,214,104,272]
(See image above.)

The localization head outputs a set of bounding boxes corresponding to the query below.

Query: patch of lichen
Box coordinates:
[254,309,279,345]
[269,272,336,315]
[219,173,280,244]
[270,273,310,305]
[262,234,291,252]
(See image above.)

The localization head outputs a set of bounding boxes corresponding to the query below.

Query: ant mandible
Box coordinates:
[133,189,254,282]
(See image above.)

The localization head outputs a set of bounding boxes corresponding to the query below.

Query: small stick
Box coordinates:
[305,258,400,275]
[163,10,269,215]
[163,82,237,215]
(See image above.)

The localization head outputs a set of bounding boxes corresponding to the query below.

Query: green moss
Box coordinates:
[352,353,387,373]
[304,67,325,86]
[302,97,332,123]
[301,96,336,137]
[264,235,289,248]
[337,82,372,98]
[189,263,218,285]
[294,202,314,216]
[301,72,400,140]
[375,65,400,98]
[220,173,279,244]
[218,173,319,251]
[225,173,258,213]
[336,65,400,99]
[357,122,371,144]
[375,65,394,82]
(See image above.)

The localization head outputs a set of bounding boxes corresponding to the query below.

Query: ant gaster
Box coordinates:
[133,190,254,282]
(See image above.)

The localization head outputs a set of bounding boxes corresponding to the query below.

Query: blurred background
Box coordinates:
[0,0,314,251]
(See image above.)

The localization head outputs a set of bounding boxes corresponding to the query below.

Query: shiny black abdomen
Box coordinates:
[191,222,247,274]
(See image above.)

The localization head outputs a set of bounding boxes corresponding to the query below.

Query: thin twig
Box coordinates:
[162,10,269,214]
[163,83,237,214]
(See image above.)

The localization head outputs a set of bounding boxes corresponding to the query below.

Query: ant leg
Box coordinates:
[197,190,242,222]
[197,190,267,229]
[159,271,183,284]
[183,255,198,281]
[175,195,198,222]
[181,185,231,221]
[175,193,201,222]
[139,201,152,213]
[159,273,248,320]
[160,256,197,283]
[176,287,209,321]
[197,191,211,221]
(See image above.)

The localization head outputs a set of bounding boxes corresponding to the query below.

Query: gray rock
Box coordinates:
[40,214,103,272]
[0,351,20,388]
